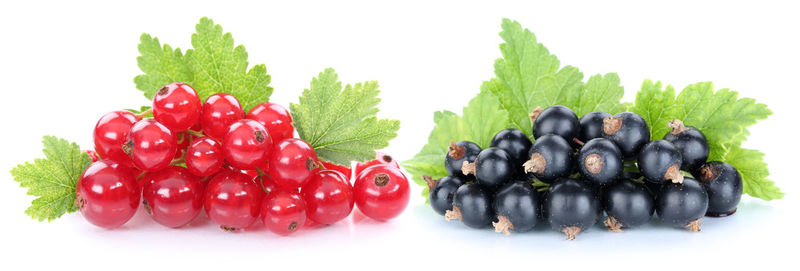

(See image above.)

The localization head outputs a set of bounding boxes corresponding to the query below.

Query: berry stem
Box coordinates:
[604,216,624,232]
[185,130,205,138]
[423,175,438,191]
[492,215,514,235]
[668,119,689,135]
[134,108,153,119]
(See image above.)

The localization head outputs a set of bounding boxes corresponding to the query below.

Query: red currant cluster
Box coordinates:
[78,82,410,235]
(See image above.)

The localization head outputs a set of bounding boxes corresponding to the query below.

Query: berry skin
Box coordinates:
[355,151,399,176]
[638,140,684,184]
[602,112,650,159]
[223,119,273,170]
[185,137,224,177]
[124,119,177,172]
[93,111,139,167]
[76,160,140,228]
[490,128,533,166]
[152,82,202,132]
[321,161,352,181]
[427,175,467,216]
[531,105,580,142]
[656,177,708,232]
[261,191,307,236]
[200,93,245,141]
[247,102,294,143]
[602,179,654,231]
[269,138,319,191]
[301,170,354,225]
[543,178,600,240]
[444,141,481,178]
[492,181,540,234]
[577,138,623,186]
[578,111,611,143]
[204,170,265,231]
[523,134,573,183]
[664,119,709,171]
[447,183,493,229]
[354,165,410,221]
[141,166,204,228]
[694,161,742,217]
[85,150,99,163]
[463,147,514,189]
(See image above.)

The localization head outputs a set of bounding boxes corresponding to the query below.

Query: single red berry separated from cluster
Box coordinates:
[247,102,294,143]
[301,170,354,225]
[142,166,204,228]
[355,151,398,175]
[185,137,223,177]
[204,170,265,231]
[124,119,177,172]
[269,138,319,191]
[93,111,140,167]
[200,93,244,141]
[261,191,307,236]
[354,164,410,221]
[321,161,352,181]
[152,82,202,132]
[76,160,140,228]
[223,119,273,170]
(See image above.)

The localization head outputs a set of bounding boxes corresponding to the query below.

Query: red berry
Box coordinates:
[223,119,272,170]
[261,191,306,236]
[153,82,202,132]
[269,138,319,191]
[354,164,410,221]
[142,166,204,228]
[85,150,99,163]
[185,137,223,177]
[200,93,244,141]
[301,170,354,224]
[320,161,352,181]
[124,119,177,172]
[355,151,399,175]
[76,160,140,228]
[93,111,139,167]
[247,102,294,143]
[204,170,265,230]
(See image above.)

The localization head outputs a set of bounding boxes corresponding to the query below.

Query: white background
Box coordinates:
[1,0,798,270]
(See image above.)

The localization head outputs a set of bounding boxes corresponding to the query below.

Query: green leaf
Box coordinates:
[10,136,91,221]
[716,144,782,200]
[290,68,400,166]
[632,80,678,140]
[572,73,628,117]
[133,34,192,99]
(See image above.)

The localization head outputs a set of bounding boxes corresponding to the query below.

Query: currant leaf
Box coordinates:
[133,34,192,99]
[632,80,678,140]
[572,73,628,117]
[716,144,782,200]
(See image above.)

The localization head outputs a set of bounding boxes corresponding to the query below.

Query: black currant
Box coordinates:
[602,179,654,232]
[462,147,514,189]
[694,161,742,217]
[531,105,580,142]
[447,183,494,229]
[602,112,650,159]
[579,111,611,143]
[638,140,684,184]
[492,181,540,234]
[522,134,573,183]
[577,138,623,186]
[656,177,708,232]
[490,128,532,167]
[543,178,600,240]
[663,119,709,171]
[445,141,481,178]
[427,175,467,216]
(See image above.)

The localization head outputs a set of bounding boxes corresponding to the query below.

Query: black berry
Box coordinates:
[602,112,650,159]
[427,175,467,216]
[577,138,623,186]
[523,134,573,183]
[531,105,580,142]
[543,178,600,240]
[490,128,532,167]
[602,179,654,231]
[579,111,611,143]
[445,141,481,178]
[694,161,742,217]
[638,140,684,184]
[656,177,708,232]
[462,147,514,189]
[447,183,494,229]
[663,119,709,171]
[492,181,540,234]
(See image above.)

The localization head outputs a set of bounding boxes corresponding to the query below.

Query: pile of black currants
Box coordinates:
[426,105,743,240]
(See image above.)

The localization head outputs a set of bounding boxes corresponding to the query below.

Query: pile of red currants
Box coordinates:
[79,82,410,235]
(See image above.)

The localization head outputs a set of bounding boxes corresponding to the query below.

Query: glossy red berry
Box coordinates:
[301,170,354,224]
[321,161,352,181]
[269,138,319,191]
[153,82,202,132]
[76,160,140,228]
[355,151,398,175]
[354,164,410,221]
[185,137,223,177]
[247,102,294,143]
[261,191,307,236]
[124,119,177,172]
[85,150,99,163]
[223,119,272,170]
[93,111,139,167]
[204,170,265,230]
[142,166,204,228]
[200,93,244,141]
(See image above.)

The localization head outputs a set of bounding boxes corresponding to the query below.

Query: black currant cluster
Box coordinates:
[427,105,743,240]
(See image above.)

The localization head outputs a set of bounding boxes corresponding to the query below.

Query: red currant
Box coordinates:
[93,111,139,167]
[85,150,99,163]
[124,119,177,172]
[247,102,294,143]
[142,166,204,228]
[321,161,352,181]
[204,170,265,230]
[200,93,244,141]
[76,160,140,228]
[269,138,319,191]
[261,191,306,236]
[355,151,399,176]
[152,82,202,132]
[354,164,410,221]
[301,170,354,224]
[223,119,272,170]
[185,137,223,177]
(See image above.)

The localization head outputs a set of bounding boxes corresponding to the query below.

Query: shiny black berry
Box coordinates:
[531,105,580,142]
[602,179,654,231]
[445,141,481,178]
[694,161,742,217]
[543,178,600,240]
[579,111,611,143]
[462,147,514,189]
[577,138,623,186]
[492,181,540,234]
[656,177,708,232]
[447,183,493,229]
[491,128,533,167]
[427,175,467,216]
[602,112,650,159]
[523,134,573,183]
[664,119,709,171]
[638,140,683,184]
